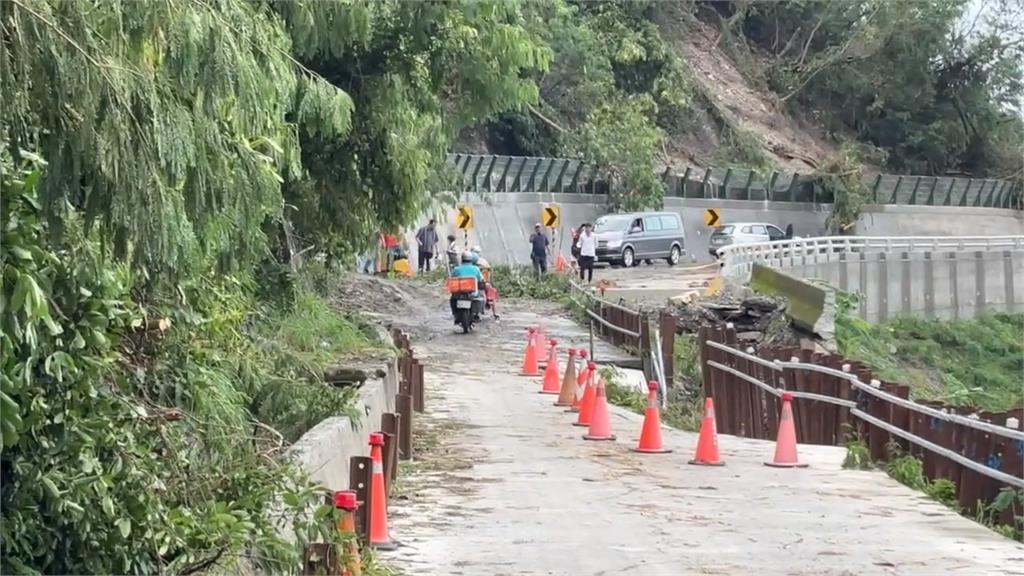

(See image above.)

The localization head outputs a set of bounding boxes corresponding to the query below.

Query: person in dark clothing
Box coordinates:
[415,219,439,273]
[529,223,550,276]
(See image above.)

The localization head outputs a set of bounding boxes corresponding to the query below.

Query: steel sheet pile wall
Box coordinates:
[699,324,1023,528]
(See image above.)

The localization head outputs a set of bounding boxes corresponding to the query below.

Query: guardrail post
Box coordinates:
[907,176,921,204]
[303,543,339,575]
[380,420,400,490]
[396,394,414,461]
[735,343,752,438]
[808,352,827,444]
[659,311,675,389]
[721,326,739,436]
[638,312,649,371]
[960,178,973,206]
[412,359,425,413]
[349,456,373,541]
[942,178,956,206]
[700,168,713,198]
[925,177,939,205]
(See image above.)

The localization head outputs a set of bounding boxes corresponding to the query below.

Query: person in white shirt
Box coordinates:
[575,223,597,283]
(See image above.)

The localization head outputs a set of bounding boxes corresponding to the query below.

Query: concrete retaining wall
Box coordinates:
[781,250,1024,322]
[856,204,1024,237]
[287,356,399,490]
[410,195,1021,269]
[414,193,830,266]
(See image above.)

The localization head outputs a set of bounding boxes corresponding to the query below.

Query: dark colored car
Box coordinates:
[593,211,686,267]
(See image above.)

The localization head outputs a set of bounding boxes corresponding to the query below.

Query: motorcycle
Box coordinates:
[447,276,485,333]
[481,268,500,320]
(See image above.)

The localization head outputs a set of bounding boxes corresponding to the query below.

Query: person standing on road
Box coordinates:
[415,219,439,273]
[445,234,461,273]
[576,223,596,283]
[529,223,550,276]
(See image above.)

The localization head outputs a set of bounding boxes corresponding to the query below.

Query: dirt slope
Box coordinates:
[663,17,841,173]
[457,14,850,174]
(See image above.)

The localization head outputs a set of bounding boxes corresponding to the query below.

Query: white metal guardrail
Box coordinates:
[705,339,1024,489]
[718,235,1024,281]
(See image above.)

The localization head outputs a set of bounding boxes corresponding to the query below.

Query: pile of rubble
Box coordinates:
[671,295,792,343]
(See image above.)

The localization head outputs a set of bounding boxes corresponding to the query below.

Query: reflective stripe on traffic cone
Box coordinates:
[689,397,725,466]
[573,371,599,426]
[368,433,398,549]
[632,381,672,454]
[555,349,578,406]
[334,490,363,576]
[540,340,561,394]
[569,360,592,413]
[765,392,808,468]
[520,328,539,376]
[534,325,547,368]
[583,378,615,441]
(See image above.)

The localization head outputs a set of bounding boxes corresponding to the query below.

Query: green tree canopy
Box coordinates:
[1,0,353,277]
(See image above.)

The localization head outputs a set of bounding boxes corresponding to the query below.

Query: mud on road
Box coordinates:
[336,275,1024,576]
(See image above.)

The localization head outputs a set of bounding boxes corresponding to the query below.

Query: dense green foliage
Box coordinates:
[1,0,548,573]
[278,0,551,261]
[479,0,1022,202]
[1,160,374,573]
[837,310,1024,411]
[717,0,1024,179]
[486,0,699,209]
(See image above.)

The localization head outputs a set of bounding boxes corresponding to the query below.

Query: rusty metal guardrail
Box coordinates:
[700,324,1023,525]
[569,280,676,405]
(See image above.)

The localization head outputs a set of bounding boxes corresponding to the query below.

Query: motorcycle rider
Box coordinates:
[469,246,491,270]
[449,251,484,321]
[469,246,499,319]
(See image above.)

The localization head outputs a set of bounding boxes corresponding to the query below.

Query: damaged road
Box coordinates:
[339,276,1023,576]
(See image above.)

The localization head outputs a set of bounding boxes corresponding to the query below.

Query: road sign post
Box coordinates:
[456,206,474,230]
[543,204,561,229]
[704,208,721,227]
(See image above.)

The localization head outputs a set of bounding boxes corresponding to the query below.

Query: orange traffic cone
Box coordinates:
[633,381,672,454]
[555,349,578,406]
[573,372,599,425]
[534,325,547,368]
[367,433,397,549]
[555,254,568,273]
[569,361,592,413]
[540,340,561,394]
[520,328,539,376]
[583,378,615,441]
[765,392,808,468]
[334,490,363,576]
[689,397,725,466]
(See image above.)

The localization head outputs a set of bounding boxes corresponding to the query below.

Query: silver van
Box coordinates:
[593,211,686,267]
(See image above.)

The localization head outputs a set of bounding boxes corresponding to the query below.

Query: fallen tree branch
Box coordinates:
[528,104,566,134]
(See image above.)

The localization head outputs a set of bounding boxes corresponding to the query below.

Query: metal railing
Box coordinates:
[718,235,1024,282]
[569,280,670,406]
[699,325,1024,521]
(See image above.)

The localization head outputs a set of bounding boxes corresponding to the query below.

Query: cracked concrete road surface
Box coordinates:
[348,277,1024,576]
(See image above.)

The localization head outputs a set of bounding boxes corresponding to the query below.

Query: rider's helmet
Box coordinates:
[460,252,474,263]
[471,245,482,254]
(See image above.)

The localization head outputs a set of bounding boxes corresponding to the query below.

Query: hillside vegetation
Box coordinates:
[468,0,1024,208]
[838,312,1024,412]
